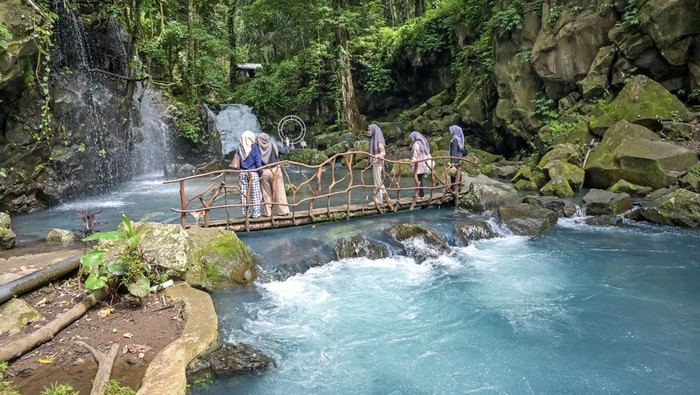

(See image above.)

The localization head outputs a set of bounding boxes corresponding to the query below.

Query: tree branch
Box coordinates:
[76,341,120,395]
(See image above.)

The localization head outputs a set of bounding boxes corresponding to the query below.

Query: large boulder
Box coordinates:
[185,226,257,290]
[45,228,77,244]
[385,224,450,263]
[492,11,543,133]
[460,174,520,212]
[455,218,495,245]
[638,188,700,227]
[585,120,698,189]
[498,203,559,236]
[522,195,578,218]
[0,212,16,250]
[187,342,274,381]
[531,7,617,98]
[333,234,391,260]
[0,298,42,336]
[582,189,632,216]
[638,0,700,54]
[136,222,191,272]
[538,143,583,168]
[588,75,691,135]
[578,45,616,100]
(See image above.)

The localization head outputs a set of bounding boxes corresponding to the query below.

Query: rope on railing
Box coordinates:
[163,150,472,231]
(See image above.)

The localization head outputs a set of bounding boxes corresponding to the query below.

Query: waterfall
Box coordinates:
[52,0,93,70]
[212,104,261,155]
[135,88,173,174]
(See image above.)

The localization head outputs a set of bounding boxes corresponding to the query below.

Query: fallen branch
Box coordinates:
[0,288,108,362]
[76,341,120,395]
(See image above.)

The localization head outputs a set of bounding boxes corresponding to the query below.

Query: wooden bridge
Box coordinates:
[164,151,469,232]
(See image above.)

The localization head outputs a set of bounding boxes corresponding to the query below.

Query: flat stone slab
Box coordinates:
[137,283,218,395]
[0,298,43,336]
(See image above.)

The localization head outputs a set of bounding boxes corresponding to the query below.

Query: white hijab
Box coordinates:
[240,130,256,159]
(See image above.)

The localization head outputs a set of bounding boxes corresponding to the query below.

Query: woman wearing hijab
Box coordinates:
[256,133,291,216]
[448,125,466,193]
[409,131,431,198]
[367,123,387,204]
[237,130,263,218]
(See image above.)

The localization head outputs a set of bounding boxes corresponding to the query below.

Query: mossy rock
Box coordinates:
[583,189,632,216]
[455,219,495,245]
[589,75,691,135]
[661,122,695,141]
[288,149,330,166]
[514,179,539,191]
[0,212,16,250]
[384,223,450,263]
[185,226,257,290]
[678,164,700,193]
[538,144,584,168]
[542,160,585,191]
[608,179,653,196]
[540,178,575,198]
[324,141,351,158]
[333,234,390,260]
[639,188,700,227]
[537,119,595,148]
[522,195,578,218]
[585,120,698,189]
[498,203,559,236]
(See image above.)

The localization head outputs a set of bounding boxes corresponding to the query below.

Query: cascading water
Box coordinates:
[196,211,700,395]
[47,0,173,199]
[52,0,94,70]
[134,88,173,174]
[212,104,261,155]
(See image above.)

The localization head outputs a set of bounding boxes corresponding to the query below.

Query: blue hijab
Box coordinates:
[449,125,464,151]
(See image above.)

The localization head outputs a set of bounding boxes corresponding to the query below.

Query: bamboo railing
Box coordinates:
[163,151,468,232]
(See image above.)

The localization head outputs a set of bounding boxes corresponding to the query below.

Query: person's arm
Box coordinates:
[411,142,420,165]
[253,145,263,175]
[450,140,461,167]
[277,144,291,156]
[378,142,386,158]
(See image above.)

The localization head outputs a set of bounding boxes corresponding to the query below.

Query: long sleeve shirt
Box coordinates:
[240,144,263,176]
[449,139,465,167]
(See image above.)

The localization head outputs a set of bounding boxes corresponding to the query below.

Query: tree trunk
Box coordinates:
[123,0,143,113]
[401,0,410,22]
[0,288,108,362]
[335,26,363,135]
[228,0,239,89]
[414,0,425,17]
[387,0,396,27]
[186,0,196,103]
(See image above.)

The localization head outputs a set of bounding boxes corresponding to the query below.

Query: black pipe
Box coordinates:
[0,253,83,304]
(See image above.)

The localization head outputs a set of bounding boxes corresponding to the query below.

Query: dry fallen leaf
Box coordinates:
[35,297,47,307]
[123,333,133,338]
[38,357,53,364]
[97,308,114,318]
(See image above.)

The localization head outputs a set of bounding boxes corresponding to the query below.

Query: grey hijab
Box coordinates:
[368,124,385,156]
[409,131,430,155]
[257,132,273,164]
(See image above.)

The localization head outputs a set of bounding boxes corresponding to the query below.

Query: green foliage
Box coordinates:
[496,4,523,37]
[516,49,532,62]
[0,381,21,395]
[532,97,558,123]
[40,383,79,395]
[81,214,159,298]
[168,104,206,144]
[621,0,640,26]
[104,379,136,395]
[548,5,564,27]
[0,361,7,377]
[350,27,399,94]
[0,23,12,50]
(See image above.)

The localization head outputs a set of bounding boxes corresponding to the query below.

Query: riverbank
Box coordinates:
[0,246,218,394]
